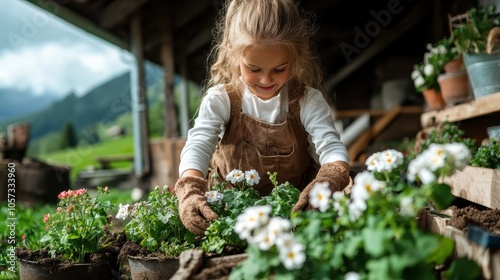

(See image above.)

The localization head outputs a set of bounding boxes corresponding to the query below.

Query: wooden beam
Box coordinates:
[99,0,152,28]
[186,28,213,55]
[325,1,429,91]
[174,0,213,29]
[348,105,402,162]
[25,0,128,50]
[336,106,422,119]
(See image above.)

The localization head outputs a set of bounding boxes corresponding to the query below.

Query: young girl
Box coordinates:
[175,0,350,235]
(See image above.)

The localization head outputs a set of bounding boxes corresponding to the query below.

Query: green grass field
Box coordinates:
[36,136,134,183]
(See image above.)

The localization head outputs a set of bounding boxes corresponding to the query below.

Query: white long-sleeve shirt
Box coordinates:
[179,84,349,177]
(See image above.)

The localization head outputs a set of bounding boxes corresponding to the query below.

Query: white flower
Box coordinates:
[423,64,434,76]
[276,233,296,251]
[116,203,130,220]
[444,143,471,171]
[244,169,260,186]
[234,205,272,241]
[206,190,224,204]
[411,69,420,80]
[365,149,403,173]
[365,152,382,172]
[332,191,346,216]
[226,169,244,184]
[279,243,306,270]
[345,271,361,280]
[417,168,437,185]
[427,144,447,171]
[399,197,416,216]
[414,76,425,88]
[348,199,367,222]
[267,217,291,239]
[380,149,404,171]
[351,171,385,202]
[309,182,332,212]
[251,227,275,251]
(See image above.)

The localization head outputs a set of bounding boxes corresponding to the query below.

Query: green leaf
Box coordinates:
[425,236,454,264]
[362,228,386,257]
[366,257,391,280]
[442,257,481,280]
[429,183,455,210]
[40,235,52,243]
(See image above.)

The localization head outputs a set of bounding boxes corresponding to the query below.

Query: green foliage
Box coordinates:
[231,144,474,279]
[417,121,476,155]
[412,37,460,92]
[123,186,196,257]
[40,187,113,262]
[451,4,500,54]
[201,171,299,255]
[469,139,500,169]
[59,122,78,149]
[442,257,482,280]
[0,202,55,277]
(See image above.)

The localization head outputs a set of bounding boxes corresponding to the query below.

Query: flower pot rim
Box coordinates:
[18,258,101,267]
[127,255,178,261]
[438,69,467,79]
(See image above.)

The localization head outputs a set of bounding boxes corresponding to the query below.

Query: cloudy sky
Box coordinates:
[0,0,132,97]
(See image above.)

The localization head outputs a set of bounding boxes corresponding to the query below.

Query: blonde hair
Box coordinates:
[206,0,327,104]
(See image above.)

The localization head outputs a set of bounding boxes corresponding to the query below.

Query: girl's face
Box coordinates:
[239,46,291,100]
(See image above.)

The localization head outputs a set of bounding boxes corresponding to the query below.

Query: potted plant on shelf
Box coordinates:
[16,187,118,280]
[449,4,500,99]
[411,38,456,110]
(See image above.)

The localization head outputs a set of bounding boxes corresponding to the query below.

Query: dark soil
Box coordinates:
[449,205,500,234]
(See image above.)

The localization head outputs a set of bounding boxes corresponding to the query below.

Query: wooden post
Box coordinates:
[160,10,179,138]
[179,51,190,137]
[130,12,151,176]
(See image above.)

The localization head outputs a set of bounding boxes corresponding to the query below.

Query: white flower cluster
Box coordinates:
[308,172,387,222]
[226,169,260,186]
[116,203,130,220]
[234,205,305,270]
[407,143,471,184]
[365,149,404,172]
[205,190,224,204]
[347,172,386,222]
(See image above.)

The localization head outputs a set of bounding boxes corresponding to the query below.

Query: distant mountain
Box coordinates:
[0,89,61,121]
[0,63,163,141]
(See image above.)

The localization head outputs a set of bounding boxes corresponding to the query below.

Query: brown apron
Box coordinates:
[208,86,319,196]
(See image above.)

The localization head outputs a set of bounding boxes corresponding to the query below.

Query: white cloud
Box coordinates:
[0,42,131,97]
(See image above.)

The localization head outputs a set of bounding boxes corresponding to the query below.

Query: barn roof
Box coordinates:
[26,0,469,110]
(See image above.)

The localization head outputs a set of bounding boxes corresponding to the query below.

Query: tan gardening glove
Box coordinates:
[175,176,219,236]
[292,162,350,212]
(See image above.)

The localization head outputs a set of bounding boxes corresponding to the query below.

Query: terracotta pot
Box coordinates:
[437,70,471,105]
[421,88,445,111]
[444,57,464,73]
[128,255,179,280]
[18,258,113,280]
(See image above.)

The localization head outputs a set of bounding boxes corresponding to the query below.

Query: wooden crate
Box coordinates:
[442,166,500,209]
[420,211,500,280]
[444,226,500,280]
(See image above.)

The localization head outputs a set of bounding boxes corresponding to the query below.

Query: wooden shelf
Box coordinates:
[420,92,500,128]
